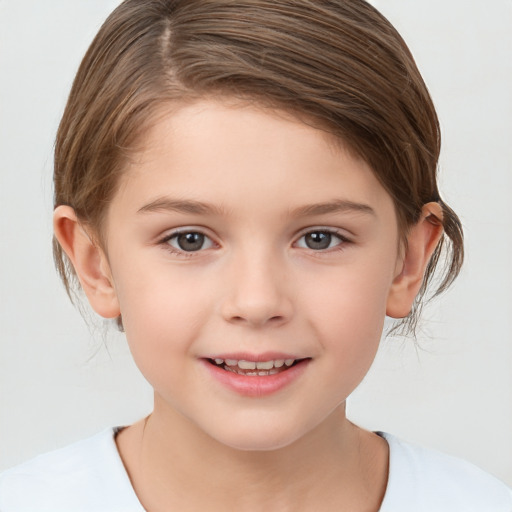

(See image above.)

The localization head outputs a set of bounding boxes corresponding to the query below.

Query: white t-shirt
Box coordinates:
[0,429,510,511]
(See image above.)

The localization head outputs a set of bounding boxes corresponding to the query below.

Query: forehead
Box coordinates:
[114,99,395,220]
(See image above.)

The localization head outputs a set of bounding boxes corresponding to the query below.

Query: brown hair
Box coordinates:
[53,0,463,334]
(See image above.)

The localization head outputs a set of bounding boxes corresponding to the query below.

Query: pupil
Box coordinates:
[306,232,331,250]
[178,232,204,251]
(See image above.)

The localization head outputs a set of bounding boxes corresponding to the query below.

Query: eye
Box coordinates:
[296,230,346,250]
[166,231,214,252]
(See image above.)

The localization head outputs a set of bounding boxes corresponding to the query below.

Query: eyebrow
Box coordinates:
[137,198,226,216]
[290,199,376,217]
[137,197,375,218]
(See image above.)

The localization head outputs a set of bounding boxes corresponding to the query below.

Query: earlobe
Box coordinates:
[386,202,444,319]
[53,206,120,319]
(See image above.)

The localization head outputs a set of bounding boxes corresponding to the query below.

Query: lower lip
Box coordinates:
[201,359,310,397]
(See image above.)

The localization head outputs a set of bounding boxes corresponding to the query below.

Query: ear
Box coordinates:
[53,205,120,319]
[386,202,444,318]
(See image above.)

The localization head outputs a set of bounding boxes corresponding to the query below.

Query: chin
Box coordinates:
[206,419,312,453]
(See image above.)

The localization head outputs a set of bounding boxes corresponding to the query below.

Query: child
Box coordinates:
[1,0,510,510]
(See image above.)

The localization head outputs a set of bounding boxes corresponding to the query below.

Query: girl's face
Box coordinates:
[103,99,402,450]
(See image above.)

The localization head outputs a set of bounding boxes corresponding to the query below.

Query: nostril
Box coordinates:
[220,288,294,326]
[237,314,287,327]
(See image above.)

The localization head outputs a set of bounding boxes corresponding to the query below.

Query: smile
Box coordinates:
[202,353,311,396]
[209,358,298,376]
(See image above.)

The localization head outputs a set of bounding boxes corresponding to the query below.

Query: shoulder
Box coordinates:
[0,428,144,512]
[379,432,512,512]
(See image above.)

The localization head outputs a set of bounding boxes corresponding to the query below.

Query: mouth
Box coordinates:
[203,355,311,396]
[206,358,306,376]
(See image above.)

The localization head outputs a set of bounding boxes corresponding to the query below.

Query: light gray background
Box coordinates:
[1,0,511,485]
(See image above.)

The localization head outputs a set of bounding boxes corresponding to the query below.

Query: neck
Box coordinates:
[116,398,388,512]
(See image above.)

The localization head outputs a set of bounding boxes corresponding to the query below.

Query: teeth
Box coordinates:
[212,358,298,370]
[223,366,294,376]
[238,360,257,370]
[256,361,274,370]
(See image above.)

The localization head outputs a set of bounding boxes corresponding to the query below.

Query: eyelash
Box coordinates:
[295,228,351,253]
[159,229,216,258]
[158,228,351,257]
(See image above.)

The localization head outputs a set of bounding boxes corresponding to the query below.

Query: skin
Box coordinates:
[54,99,443,511]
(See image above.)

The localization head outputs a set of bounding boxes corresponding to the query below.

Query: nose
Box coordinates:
[220,249,294,328]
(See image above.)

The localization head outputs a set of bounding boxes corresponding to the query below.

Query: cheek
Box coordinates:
[287,267,390,415]
[112,263,213,370]
[303,263,392,356]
